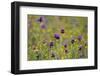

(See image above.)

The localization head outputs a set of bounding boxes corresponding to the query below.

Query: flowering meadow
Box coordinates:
[28,15,88,60]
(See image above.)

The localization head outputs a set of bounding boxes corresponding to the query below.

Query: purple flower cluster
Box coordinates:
[37,16,47,30]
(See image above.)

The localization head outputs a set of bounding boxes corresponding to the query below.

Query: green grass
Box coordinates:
[28,15,88,61]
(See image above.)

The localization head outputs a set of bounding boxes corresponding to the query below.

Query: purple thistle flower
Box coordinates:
[37,16,45,23]
[71,37,75,44]
[40,24,46,29]
[61,28,64,33]
[49,42,54,48]
[64,44,67,48]
[65,49,68,53]
[78,35,82,41]
[79,45,82,51]
[54,33,60,39]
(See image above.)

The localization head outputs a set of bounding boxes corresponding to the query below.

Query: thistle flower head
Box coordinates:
[71,37,75,44]
[78,35,82,41]
[61,28,64,33]
[79,45,82,51]
[49,42,54,48]
[40,24,46,29]
[37,16,45,23]
[65,49,68,53]
[54,33,60,39]
[64,44,67,48]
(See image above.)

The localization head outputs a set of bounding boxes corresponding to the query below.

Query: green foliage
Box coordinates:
[28,15,88,60]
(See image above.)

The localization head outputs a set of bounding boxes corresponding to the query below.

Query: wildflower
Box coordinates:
[54,33,60,39]
[65,49,68,53]
[37,16,45,23]
[79,45,82,51]
[78,35,82,41]
[71,37,75,44]
[61,28,64,33]
[49,42,54,48]
[64,44,67,48]
[40,24,46,29]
